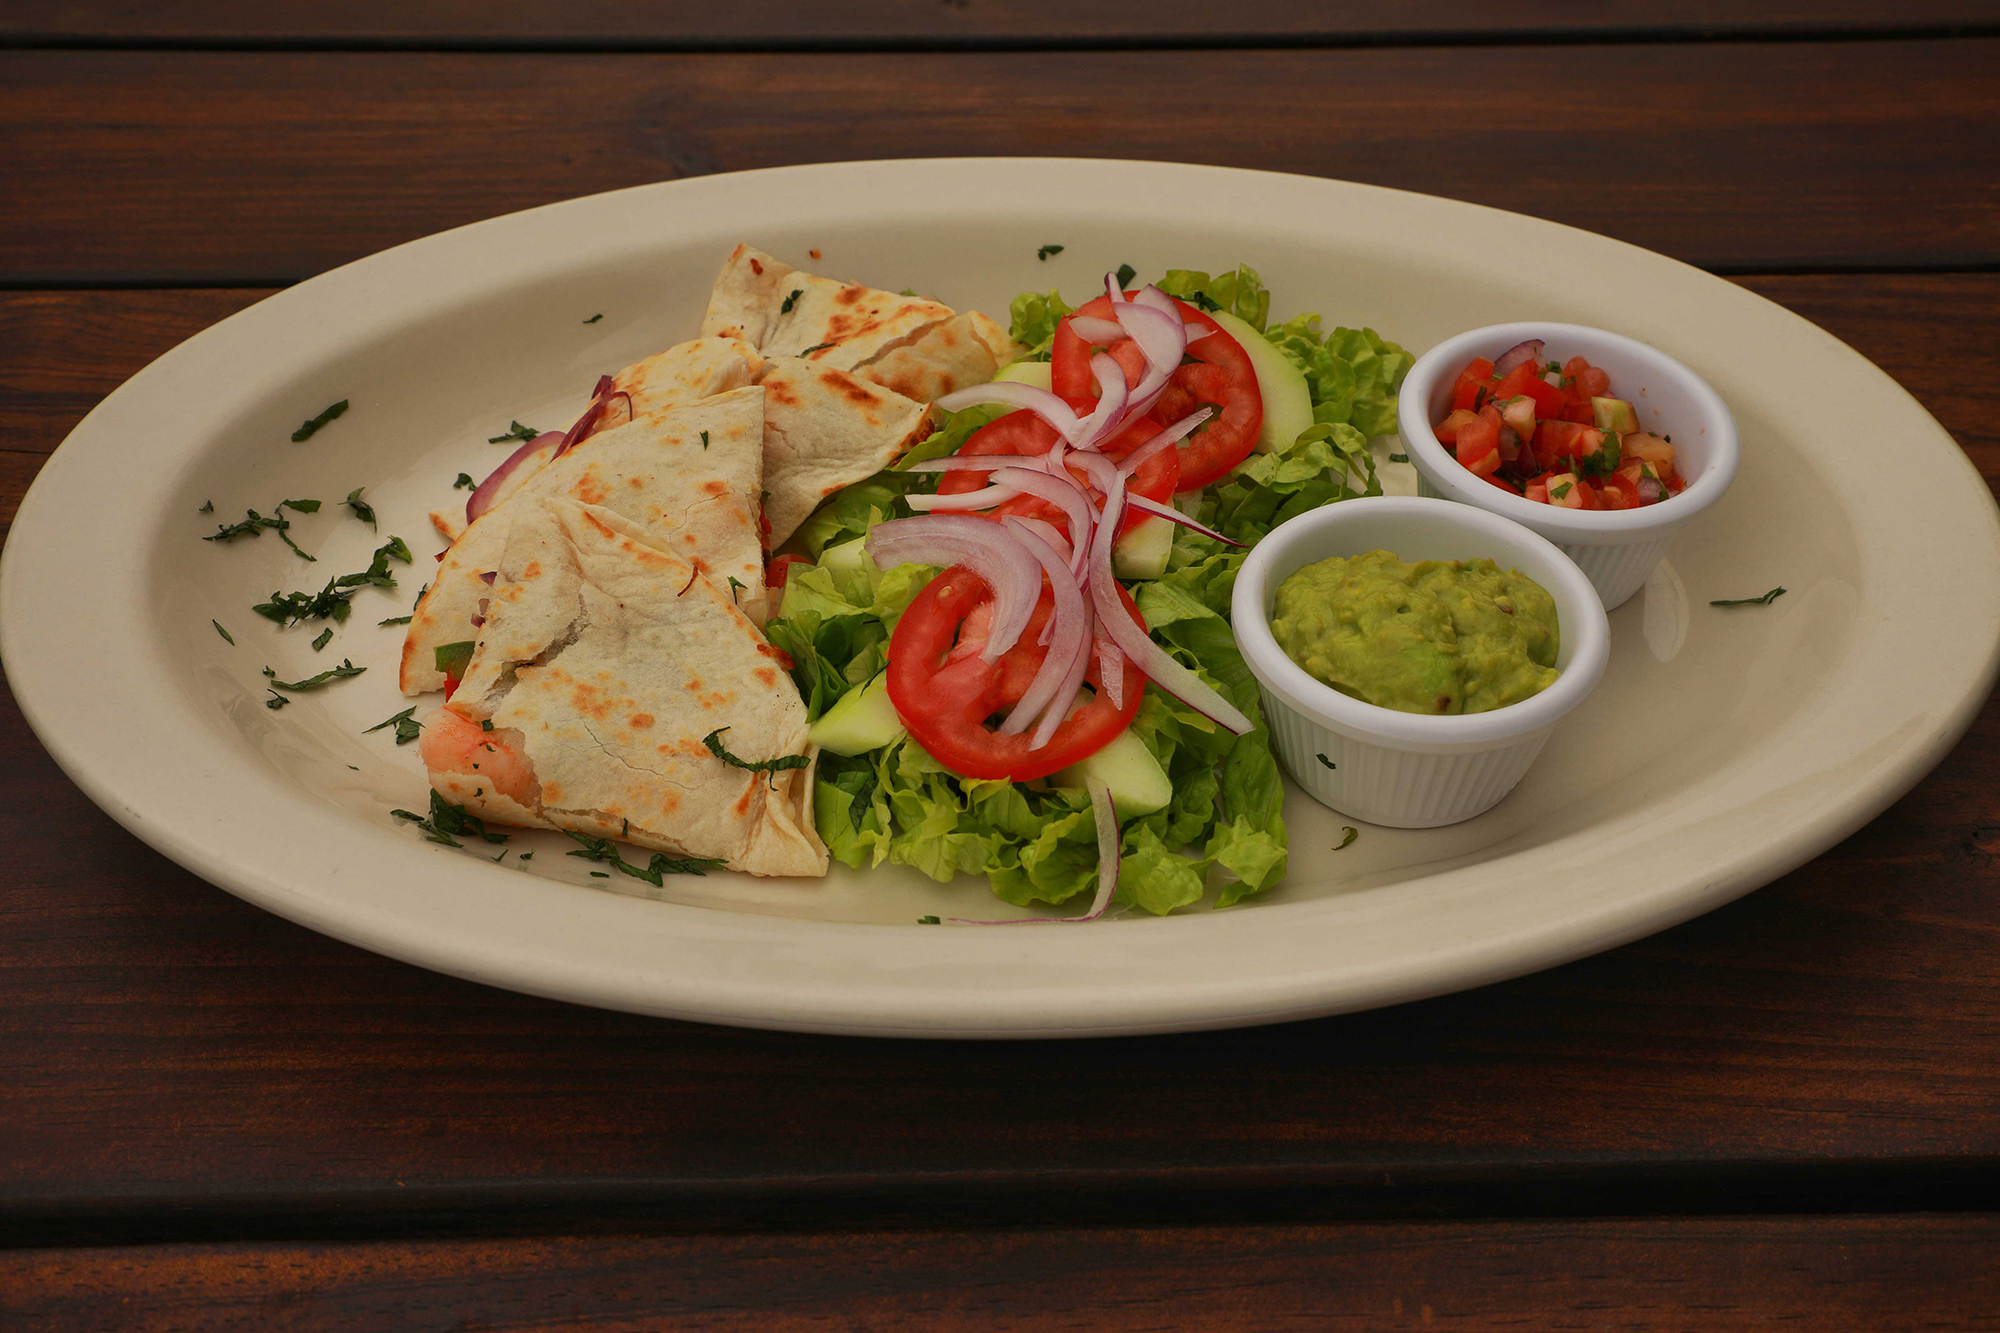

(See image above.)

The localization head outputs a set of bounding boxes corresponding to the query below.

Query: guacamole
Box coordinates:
[1270,550,1560,714]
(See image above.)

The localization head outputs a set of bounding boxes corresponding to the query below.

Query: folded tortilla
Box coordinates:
[401,386,768,694]
[701,244,1011,402]
[429,337,762,544]
[758,359,933,549]
[422,496,827,879]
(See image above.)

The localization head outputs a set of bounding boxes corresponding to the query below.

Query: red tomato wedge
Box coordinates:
[887,567,1145,782]
[1050,292,1263,491]
[933,407,1180,543]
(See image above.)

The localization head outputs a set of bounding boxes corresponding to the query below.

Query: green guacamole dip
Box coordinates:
[1270,549,1561,715]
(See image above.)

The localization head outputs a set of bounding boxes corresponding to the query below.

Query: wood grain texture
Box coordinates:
[3,42,1996,284]
[4,1216,1998,1331]
[8,0,1997,47]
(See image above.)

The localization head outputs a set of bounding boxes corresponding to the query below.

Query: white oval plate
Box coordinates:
[6,159,1996,1038]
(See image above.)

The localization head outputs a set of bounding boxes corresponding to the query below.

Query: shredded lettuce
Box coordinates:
[769,262,1408,914]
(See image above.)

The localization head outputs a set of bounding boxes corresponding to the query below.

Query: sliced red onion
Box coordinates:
[1065,350,1128,447]
[1010,516,1073,568]
[1086,466,1130,713]
[1115,407,1211,477]
[868,516,1042,662]
[552,375,631,461]
[993,466,1094,545]
[904,484,1024,512]
[906,454,1040,473]
[1088,565,1253,734]
[1066,315,1126,344]
[1094,625,1126,712]
[1123,493,1244,547]
[1079,777,1121,920]
[933,381,1081,439]
[466,430,561,523]
[1027,625,1090,750]
[1131,285,1180,320]
[997,518,1088,740]
[1637,475,1665,503]
[1493,339,1546,377]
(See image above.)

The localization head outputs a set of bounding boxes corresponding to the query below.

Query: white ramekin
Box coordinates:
[1397,322,1739,610]
[1232,497,1611,828]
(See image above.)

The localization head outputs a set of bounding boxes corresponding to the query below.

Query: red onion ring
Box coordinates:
[906,454,1040,473]
[1066,350,1129,447]
[1066,315,1126,344]
[1122,494,1244,547]
[1009,516,1073,568]
[465,430,561,524]
[1115,407,1211,477]
[997,517,1089,740]
[868,516,1042,662]
[992,466,1094,545]
[933,381,1081,439]
[904,484,1025,512]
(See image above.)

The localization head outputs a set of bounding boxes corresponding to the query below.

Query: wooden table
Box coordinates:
[4,6,1998,1327]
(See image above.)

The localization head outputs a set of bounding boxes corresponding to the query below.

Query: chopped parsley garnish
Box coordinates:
[583,313,603,324]
[699,430,710,450]
[1550,482,1574,500]
[378,615,412,626]
[799,342,836,357]
[1710,586,1787,607]
[453,472,476,490]
[1314,754,1336,770]
[918,915,941,925]
[590,871,609,877]
[727,576,746,602]
[204,501,319,561]
[780,288,803,314]
[291,400,348,442]
[344,487,375,527]
[562,830,720,883]
[212,620,234,645]
[252,536,412,626]
[311,627,333,651]
[264,659,364,692]
[703,726,811,789]
[434,640,476,678]
[364,706,423,745]
[1182,290,1222,313]
[1337,826,1359,850]
[1114,263,1136,289]
[1544,360,1562,374]
[1388,453,1409,464]
[199,500,214,513]
[518,852,532,862]
[1036,244,1064,261]
[487,421,541,444]
[1577,434,1622,478]
[392,790,508,848]
[264,690,288,709]
[479,718,494,732]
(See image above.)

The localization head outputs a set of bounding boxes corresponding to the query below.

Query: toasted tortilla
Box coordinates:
[400,387,768,694]
[758,360,933,549]
[700,244,1010,403]
[427,338,763,545]
[425,497,826,878]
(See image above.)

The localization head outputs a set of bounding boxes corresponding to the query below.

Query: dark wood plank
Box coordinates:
[4,1216,1998,1331]
[2,42,1995,284]
[7,0,1995,48]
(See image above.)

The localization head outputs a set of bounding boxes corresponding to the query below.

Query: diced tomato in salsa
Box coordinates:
[1435,350,1684,509]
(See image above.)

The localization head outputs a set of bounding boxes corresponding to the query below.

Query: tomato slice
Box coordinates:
[1051,292,1263,491]
[934,408,1180,543]
[886,567,1145,781]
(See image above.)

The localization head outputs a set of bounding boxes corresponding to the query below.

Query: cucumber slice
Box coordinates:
[1052,727,1172,819]
[1112,514,1173,580]
[1206,308,1313,454]
[807,673,905,757]
[994,360,1053,390]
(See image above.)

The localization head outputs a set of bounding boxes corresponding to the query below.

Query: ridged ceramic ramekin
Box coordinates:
[1232,497,1610,828]
[1398,322,1739,610]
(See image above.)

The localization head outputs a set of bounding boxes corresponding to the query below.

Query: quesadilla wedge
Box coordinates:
[401,386,768,694]
[701,244,1011,402]
[758,359,933,550]
[429,337,762,543]
[421,496,826,879]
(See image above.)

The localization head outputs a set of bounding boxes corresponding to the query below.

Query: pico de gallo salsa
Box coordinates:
[1434,340,1686,510]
